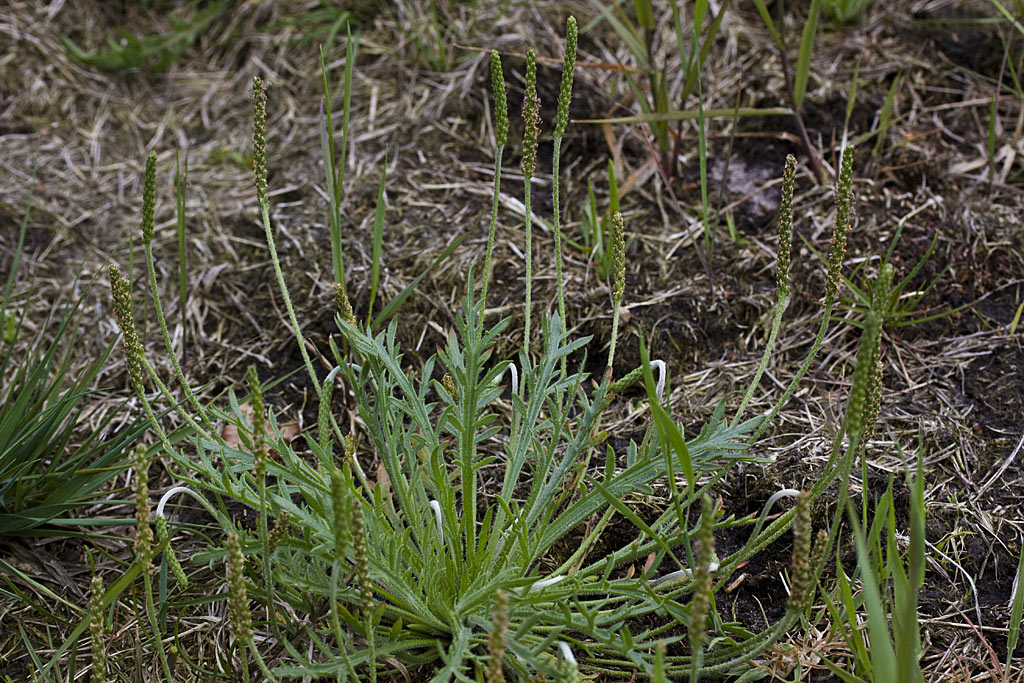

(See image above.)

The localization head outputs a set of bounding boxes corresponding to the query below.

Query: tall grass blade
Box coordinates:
[373,231,468,329]
[367,159,387,325]
[848,504,899,681]
[872,74,900,157]
[1007,531,1024,669]
[793,0,823,110]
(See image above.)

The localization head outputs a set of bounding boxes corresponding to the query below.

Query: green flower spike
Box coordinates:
[689,495,716,654]
[331,466,352,553]
[490,51,508,147]
[777,154,797,299]
[826,148,855,305]
[141,152,157,244]
[252,77,269,208]
[554,17,577,141]
[133,445,153,565]
[486,589,509,683]
[521,49,540,178]
[226,532,253,643]
[156,514,188,590]
[109,265,145,398]
[88,574,107,683]
[845,309,882,437]
[246,365,266,479]
[786,491,813,614]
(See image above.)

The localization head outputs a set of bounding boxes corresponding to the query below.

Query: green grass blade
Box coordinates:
[989,0,1024,38]
[640,338,693,493]
[373,231,468,329]
[873,73,900,157]
[320,45,344,287]
[1007,537,1024,669]
[634,0,655,30]
[793,0,823,110]
[681,0,730,102]
[1,186,33,312]
[695,41,710,254]
[749,0,782,48]
[849,505,899,682]
[367,158,387,326]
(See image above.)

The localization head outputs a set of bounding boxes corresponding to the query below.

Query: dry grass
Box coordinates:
[1,0,1023,679]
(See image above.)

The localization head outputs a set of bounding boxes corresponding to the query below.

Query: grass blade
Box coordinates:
[793,0,823,110]
[1007,532,1024,669]
[373,231,468,329]
[367,158,387,325]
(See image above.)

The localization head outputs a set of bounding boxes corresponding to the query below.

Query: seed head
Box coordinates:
[810,528,829,581]
[268,510,291,554]
[334,282,356,326]
[521,49,540,178]
[777,155,797,299]
[109,265,145,398]
[133,445,153,565]
[246,365,266,479]
[826,148,855,305]
[352,504,373,617]
[611,211,626,304]
[862,351,883,443]
[490,51,509,148]
[486,589,509,683]
[554,17,577,140]
[331,467,352,554]
[786,491,813,614]
[226,532,253,643]
[689,495,716,652]
[343,433,356,465]
[845,310,882,437]
[318,375,334,455]
[252,77,269,208]
[156,514,188,589]
[141,152,157,244]
[88,573,107,683]
[872,262,895,314]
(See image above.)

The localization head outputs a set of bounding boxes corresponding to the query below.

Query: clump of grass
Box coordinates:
[0,198,145,536]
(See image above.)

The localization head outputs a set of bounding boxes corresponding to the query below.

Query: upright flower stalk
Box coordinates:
[139,152,218,436]
[688,495,716,680]
[551,16,578,372]
[252,77,319,391]
[733,154,796,426]
[486,589,509,683]
[521,49,539,363]
[226,531,278,682]
[481,50,509,315]
[749,148,854,443]
[88,574,107,683]
[606,211,626,379]
[132,445,174,682]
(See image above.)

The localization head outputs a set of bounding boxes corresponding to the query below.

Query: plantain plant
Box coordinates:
[64,17,888,681]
